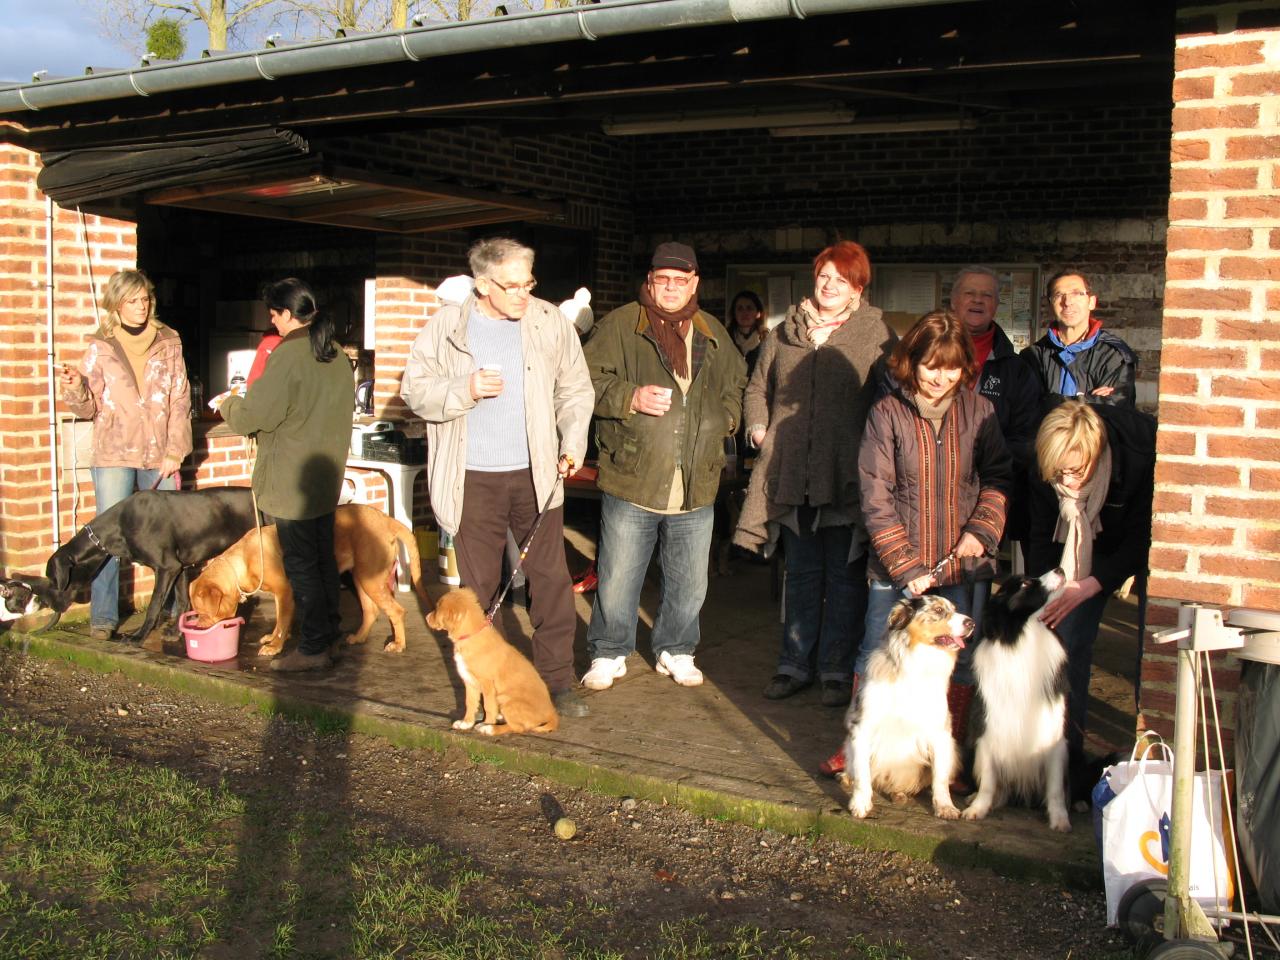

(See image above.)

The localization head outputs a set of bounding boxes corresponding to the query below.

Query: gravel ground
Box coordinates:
[0,644,1130,959]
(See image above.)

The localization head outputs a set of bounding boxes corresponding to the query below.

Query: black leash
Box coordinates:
[483,473,566,623]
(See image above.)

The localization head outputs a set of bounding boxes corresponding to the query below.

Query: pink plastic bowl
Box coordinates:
[179,610,243,662]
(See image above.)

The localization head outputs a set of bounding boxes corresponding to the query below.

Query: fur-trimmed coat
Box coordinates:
[60,324,192,470]
[733,300,896,553]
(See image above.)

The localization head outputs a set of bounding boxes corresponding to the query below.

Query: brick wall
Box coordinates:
[632,105,1173,408]
[0,140,138,577]
[1142,5,1280,748]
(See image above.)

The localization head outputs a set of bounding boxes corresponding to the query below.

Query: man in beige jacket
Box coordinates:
[401,237,595,717]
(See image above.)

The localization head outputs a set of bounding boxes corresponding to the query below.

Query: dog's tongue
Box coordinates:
[937,634,967,651]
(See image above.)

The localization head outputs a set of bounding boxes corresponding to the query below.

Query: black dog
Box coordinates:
[18,487,261,646]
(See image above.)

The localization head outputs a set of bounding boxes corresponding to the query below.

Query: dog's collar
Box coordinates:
[451,613,496,643]
[85,525,106,552]
[208,555,251,603]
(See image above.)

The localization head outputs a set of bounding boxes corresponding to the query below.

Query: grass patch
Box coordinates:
[0,711,892,959]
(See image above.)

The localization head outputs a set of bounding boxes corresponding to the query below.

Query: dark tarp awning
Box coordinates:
[36,128,309,206]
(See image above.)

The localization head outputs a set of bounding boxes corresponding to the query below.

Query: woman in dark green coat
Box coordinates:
[220,278,355,672]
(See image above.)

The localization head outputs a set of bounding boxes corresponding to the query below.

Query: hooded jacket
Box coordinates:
[733,299,896,552]
[400,295,594,536]
[220,327,355,521]
[585,301,745,512]
[61,323,192,470]
[860,374,1012,590]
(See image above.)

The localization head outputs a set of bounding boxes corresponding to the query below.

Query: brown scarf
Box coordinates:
[639,283,699,379]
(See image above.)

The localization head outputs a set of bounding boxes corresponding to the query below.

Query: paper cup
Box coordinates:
[657,387,673,400]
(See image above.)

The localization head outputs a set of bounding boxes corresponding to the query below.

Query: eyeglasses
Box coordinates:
[1052,290,1091,303]
[1055,464,1090,482]
[486,278,537,296]
[650,274,693,289]
[816,272,850,289]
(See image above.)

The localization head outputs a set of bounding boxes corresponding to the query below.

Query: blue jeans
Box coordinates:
[855,579,975,684]
[776,522,866,683]
[1054,589,1109,754]
[89,467,177,628]
[587,493,713,660]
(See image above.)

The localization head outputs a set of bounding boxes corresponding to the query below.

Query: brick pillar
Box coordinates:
[1144,7,1280,748]
[0,139,138,576]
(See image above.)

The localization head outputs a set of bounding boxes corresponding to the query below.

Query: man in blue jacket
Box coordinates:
[1023,269,1138,407]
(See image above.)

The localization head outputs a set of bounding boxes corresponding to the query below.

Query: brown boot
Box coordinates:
[947,683,976,793]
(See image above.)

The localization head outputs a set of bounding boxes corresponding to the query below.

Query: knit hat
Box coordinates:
[651,242,698,273]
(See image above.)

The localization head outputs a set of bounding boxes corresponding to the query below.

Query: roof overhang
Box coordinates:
[143,161,565,233]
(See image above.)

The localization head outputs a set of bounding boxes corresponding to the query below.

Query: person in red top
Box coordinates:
[246,330,284,386]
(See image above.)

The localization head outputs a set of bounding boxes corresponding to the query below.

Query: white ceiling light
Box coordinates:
[770,117,976,137]
[603,103,855,136]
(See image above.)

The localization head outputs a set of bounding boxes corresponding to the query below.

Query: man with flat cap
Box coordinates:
[581,242,747,692]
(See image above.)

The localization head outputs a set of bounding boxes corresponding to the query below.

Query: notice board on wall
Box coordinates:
[870,263,1042,350]
[726,262,1041,350]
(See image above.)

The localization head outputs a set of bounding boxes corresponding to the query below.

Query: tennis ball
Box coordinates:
[554,817,577,840]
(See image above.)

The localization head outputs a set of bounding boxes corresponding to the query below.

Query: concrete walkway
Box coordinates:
[16,517,1141,887]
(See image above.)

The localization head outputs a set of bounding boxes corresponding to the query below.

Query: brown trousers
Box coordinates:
[454,468,577,693]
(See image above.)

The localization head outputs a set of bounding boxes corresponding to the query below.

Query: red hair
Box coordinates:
[813,241,871,290]
[888,311,979,392]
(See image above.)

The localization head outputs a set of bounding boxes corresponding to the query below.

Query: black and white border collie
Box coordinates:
[962,568,1071,832]
[0,576,62,625]
[843,594,974,820]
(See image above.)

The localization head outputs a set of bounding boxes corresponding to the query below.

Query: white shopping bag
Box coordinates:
[1098,736,1234,926]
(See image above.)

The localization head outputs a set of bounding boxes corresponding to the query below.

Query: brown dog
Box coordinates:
[425,587,558,737]
[189,504,430,656]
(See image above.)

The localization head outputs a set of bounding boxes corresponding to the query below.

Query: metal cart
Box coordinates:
[1117,603,1280,958]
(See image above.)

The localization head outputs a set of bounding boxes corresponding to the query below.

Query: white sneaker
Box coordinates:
[581,655,627,690]
[656,651,703,687]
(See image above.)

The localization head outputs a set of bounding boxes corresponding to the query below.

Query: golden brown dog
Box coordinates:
[425,587,558,737]
[189,504,430,656]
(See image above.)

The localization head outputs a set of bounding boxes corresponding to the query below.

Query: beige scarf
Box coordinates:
[114,322,157,392]
[731,327,762,356]
[1052,444,1112,581]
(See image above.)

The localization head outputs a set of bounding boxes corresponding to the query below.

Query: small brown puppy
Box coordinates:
[189,504,430,656]
[425,587,559,737]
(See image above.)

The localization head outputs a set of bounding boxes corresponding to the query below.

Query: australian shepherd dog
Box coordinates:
[962,569,1071,832]
[843,595,973,820]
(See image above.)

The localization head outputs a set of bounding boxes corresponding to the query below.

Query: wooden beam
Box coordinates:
[400,206,556,232]
[143,162,323,204]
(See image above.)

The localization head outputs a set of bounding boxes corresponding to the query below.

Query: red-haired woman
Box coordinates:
[734,241,898,708]
[820,310,1011,775]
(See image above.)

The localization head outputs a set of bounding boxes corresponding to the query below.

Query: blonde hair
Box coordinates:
[98,269,156,338]
[1035,400,1106,482]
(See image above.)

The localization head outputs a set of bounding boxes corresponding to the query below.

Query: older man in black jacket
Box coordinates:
[950,266,1044,548]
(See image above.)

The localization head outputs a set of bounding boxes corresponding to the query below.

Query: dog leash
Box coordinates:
[900,544,997,599]
[483,468,569,624]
